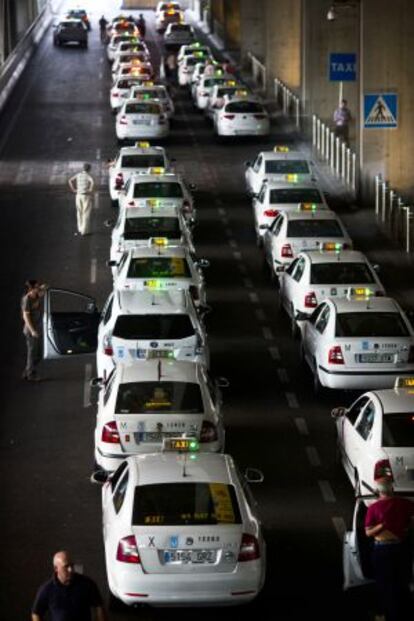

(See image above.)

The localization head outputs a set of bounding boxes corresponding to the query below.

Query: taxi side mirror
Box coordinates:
[244,468,264,484]
[373,264,380,273]
[107,260,118,267]
[104,219,114,227]
[189,183,197,191]
[199,304,212,316]
[216,377,230,389]
[331,406,346,419]
[245,161,251,168]
[86,302,98,314]
[90,469,109,485]
[295,311,309,322]
[90,377,104,388]
[196,259,210,269]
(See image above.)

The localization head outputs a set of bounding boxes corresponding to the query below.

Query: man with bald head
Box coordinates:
[32,550,107,621]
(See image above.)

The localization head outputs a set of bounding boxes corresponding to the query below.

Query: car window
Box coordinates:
[382,413,414,447]
[287,219,344,238]
[271,216,283,236]
[355,401,376,440]
[133,182,183,198]
[346,396,370,425]
[310,262,375,285]
[127,257,191,278]
[115,381,203,414]
[257,186,266,203]
[335,312,409,338]
[292,257,306,282]
[121,155,165,168]
[253,155,262,173]
[123,216,180,240]
[265,160,310,174]
[113,467,129,514]
[269,189,323,204]
[113,314,195,340]
[117,252,128,273]
[285,258,299,276]
[103,369,116,406]
[125,103,161,115]
[110,460,128,492]
[308,304,326,326]
[315,304,330,334]
[225,101,264,114]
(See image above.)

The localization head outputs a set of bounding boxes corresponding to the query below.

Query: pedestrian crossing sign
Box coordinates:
[364,94,398,128]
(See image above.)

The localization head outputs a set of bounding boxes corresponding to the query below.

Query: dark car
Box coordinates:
[53,19,88,48]
[66,9,91,31]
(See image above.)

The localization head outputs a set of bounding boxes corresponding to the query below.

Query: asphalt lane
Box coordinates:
[0,5,405,621]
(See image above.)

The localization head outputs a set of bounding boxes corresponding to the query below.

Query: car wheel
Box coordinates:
[108,593,126,612]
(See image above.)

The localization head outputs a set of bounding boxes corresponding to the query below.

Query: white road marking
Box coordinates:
[306,446,322,467]
[99,71,103,79]
[318,480,336,503]
[294,417,309,436]
[332,517,347,541]
[277,368,289,384]
[233,251,242,261]
[98,91,103,100]
[48,163,60,185]
[96,148,101,161]
[268,345,280,361]
[229,239,238,249]
[90,258,97,284]
[99,57,104,64]
[285,392,299,408]
[83,363,92,408]
[249,292,259,304]
[94,191,99,210]
[217,207,226,217]
[96,117,103,127]
[244,278,254,289]
[262,326,273,340]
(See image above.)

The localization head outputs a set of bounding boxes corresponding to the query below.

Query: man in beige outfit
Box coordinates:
[68,163,94,236]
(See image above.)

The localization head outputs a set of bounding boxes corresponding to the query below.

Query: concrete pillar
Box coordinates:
[265,0,301,94]
[239,0,266,68]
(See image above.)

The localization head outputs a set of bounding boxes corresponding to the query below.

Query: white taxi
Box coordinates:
[177,42,212,64]
[190,61,215,96]
[110,246,209,306]
[156,7,184,32]
[112,52,151,79]
[109,207,194,265]
[299,293,414,392]
[262,207,352,277]
[96,290,209,378]
[118,172,196,221]
[108,19,139,39]
[129,84,175,119]
[108,144,172,206]
[114,39,149,60]
[252,181,328,245]
[113,62,153,84]
[107,33,137,63]
[93,360,226,472]
[194,73,233,110]
[279,249,385,336]
[245,146,315,195]
[110,77,150,114]
[164,23,195,48]
[332,377,414,495]
[214,97,270,137]
[178,53,212,86]
[116,100,169,144]
[205,83,245,119]
[155,1,181,19]
[101,447,265,606]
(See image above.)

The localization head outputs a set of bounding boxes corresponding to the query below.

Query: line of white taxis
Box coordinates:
[41,23,267,608]
[245,144,414,591]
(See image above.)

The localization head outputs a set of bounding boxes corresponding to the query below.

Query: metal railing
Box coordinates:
[246,52,266,93]
[312,114,357,193]
[274,78,300,129]
[374,175,414,253]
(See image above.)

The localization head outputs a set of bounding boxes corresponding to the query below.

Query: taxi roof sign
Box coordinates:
[135,141,150,148]
[394,377,414,389]
[162,437,199,452]
[149,167,165,175]
[285,173,298,183]
[226,80,237,86]
[320,242,343,252]
[274,146,289,153]
[235,89,248,97]
[149,237,168,247]
[347,287,374,300]
[298,202,317,212]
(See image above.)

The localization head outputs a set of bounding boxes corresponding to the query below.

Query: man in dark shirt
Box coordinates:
[32,550,107,621]
[21,280,47,381]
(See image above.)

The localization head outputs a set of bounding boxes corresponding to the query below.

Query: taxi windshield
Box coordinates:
[335,312,409,337]
[265,160,310,174]
[127,257,191,278]
[382,414,414,447]
[133,182,183,198]
[311,263,375,285]
[225,101,264,114]
[113,315,194,340]
[287,219,343,237]
[116,381,203,414]
[125,103,160,115]
[120,155,165,168]
[123,217,180,240]
[269,189,322,204]
[132,483,242,525]
[204,78,227,88]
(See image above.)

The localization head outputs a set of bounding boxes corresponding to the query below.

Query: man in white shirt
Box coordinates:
[68,163,94,236]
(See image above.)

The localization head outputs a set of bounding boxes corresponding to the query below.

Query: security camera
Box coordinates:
[327,6,336,20]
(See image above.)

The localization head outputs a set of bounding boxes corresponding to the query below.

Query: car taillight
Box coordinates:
[254,114,266,119]
[408,346,414,363]
[328,345,344,365]
[101,421,120,444]
[281,244,293,258]
[112,92,119,97]
[200,421,218,443]
[304,292,317,308]
[238,534,260,562]
[189,285,199,302]
[182,199,191,214]
[115,173,124,189]
[158,115,167,125]
[263,209,279,218]
[374,459,393,481]
[201,91,209,96]
[103,334,113,356]
[127,201,135,207]
[119,115,128,125]
[116,535,140,563]
[224,114,235,120]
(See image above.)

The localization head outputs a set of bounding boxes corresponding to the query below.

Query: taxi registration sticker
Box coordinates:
[209,483,236,524]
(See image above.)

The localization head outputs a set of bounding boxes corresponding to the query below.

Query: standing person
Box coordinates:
[365,479,414,621]
[31,550,107,621]
[165,52,178,83]
[333,98,352,144]
[21,280,47,381]
[137,13,146,38]
[68,163,94,236]
[98,15,108,43]
[204,59,216,76]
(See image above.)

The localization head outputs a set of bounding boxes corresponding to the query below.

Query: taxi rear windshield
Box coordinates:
[310,263,374,285]
[225,101,264,114]
[204,78,227,88]
[132,483,242,526]
[265,160,311,174]
[61,21,83,29]
[125,103,160,114]
[113,314,194,340]
[269,189,322,204]
[133,89,166,100]
[127,257,191,278]
[287,219,343,238]
[123,217,180,239]
[120,155,165,169]
[117,79,143,89]
[120,43,146,52]
[382,414,414,447]
[116,381,203,414]
[171,24,191,30]
[119,54,145,63]
[217,87,238,97]
[335,312,409,337]
[133,182,183,198]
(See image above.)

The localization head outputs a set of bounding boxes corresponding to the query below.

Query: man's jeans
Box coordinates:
[25,333,42,377]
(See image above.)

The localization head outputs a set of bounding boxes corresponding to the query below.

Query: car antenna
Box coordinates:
[182,453,189,478]
[158,359,162,381]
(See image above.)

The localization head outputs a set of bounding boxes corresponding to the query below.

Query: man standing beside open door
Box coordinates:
[21,280,47,381]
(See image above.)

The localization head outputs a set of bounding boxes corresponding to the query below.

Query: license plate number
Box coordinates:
[147,349,172,359]
[133,119,150,125]
[163,549,216,564]
[357,353,394,363]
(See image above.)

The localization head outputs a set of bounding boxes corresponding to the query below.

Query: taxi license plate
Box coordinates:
[134,431,178,443]
[163,549,216,564]
[133,119,150,125]
[147,349,172,359]
[357,353,394,363]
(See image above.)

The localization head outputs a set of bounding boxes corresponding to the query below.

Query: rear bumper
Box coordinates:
[116,126,169,140]
[318,365,414,390]
[218,124,270,137]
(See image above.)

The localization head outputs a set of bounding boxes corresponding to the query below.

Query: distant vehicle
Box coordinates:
[65,8,91,30]
[53,19,88,48]
[164,23,195,49]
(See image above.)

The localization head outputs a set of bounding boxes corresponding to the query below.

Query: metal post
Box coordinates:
[283,88,287,115]
[351,153,356,191]
[321,123,325,158]
[325,127,330,161]
[335,138,341,175]
[403,207,411,253]
[374,175,382,216]
[346,148,351,185]
[330,133,335,170]
[381,181,388,223]
[341,142,346,180]
[295,98,299,128]
[312,115,317,147]
[389,189,395,225]
[316,119,321,152]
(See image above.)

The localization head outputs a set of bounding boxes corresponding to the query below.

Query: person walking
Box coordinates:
[165,52,178,83]
[137,13,146,38]
[99,15,108,43]
[68,163,94,236]
[32,550,107,621]
[333,98,352,144]
[365,479,414,621]
[21,280,47,381]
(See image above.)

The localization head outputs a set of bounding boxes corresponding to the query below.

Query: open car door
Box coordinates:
[43,288,100,359]
[343,497,375,590]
